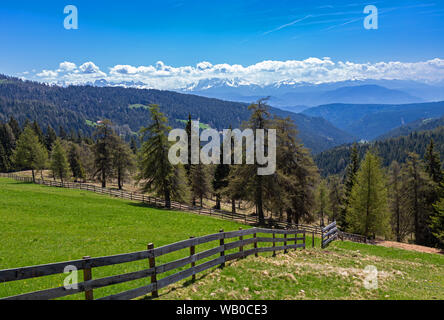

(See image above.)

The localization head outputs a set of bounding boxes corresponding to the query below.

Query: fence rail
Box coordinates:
[0,227,306,300]
[321,221,338,249]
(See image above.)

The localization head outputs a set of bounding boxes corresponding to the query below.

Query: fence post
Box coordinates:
[219,229,225,268]
[190,236,196,282]
[254,232,258,257]
[303,231,306,249]
[239,227,244,257]
[312,231,315,248]
[82,256,94,300]
[272,227,276,257]
[284,232,288,254]
[147,243,158,298]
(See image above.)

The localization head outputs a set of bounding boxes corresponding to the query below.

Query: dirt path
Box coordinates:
[374,240,443,255]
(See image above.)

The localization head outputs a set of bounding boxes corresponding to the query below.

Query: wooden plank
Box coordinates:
[0,249,152,283]
[225,248,256,262]
[1,268,155,300]
[324,227,338,238]
[322,221,336,233]
[224,238,256,251]
[98,283,155,300]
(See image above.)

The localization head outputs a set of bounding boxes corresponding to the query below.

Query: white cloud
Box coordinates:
[29,57,444,89]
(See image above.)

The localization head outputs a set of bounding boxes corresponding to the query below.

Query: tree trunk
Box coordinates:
[231,199,236,214]
[200,195,203,207]
[164,188,171,208]
[215,194,221,210]
[31,169,35,183]
[118,169,122,190]
[102,169,106,188]
[256,176,265,225]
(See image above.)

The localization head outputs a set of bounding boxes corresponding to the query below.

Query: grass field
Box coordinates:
[1,178,443,300]
[0,178,245,299]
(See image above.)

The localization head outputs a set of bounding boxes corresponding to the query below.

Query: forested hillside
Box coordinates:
[303,101,444,140]
[315,126,444,176]
[0,75,353,153]
[378,116,444,140]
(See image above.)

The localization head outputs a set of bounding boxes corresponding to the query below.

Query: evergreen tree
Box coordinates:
[315,179,330,227]
[226,99,274,225]
[92,120,117,188]
[130,136,138,154]
[404,153,437,246]
[59,126,67,140]
[139,105,188,208]
[213,153,230,210]
[8,116,21,140]
[341,143,360,229]
[274,117,318,226]
[431,197,444,248]
[32,121,45,145]
[0,123,16,169]
[12,126,48,182]
[45,125,58,152]
[424,139,443,184]
[50,139,70,182]
[113,137,136,190]
[0,144,9,172]
[190,162,212,207]
[327,175,344,223]
[68,144,85,182]
[347,151,390,238]
[388,161,412,242]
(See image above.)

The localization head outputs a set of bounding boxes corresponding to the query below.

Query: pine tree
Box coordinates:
[68,144,85,182]
[424,139,443,184]
[139,105,188,208]
[59,126,67,140]
[213,155,230,210]
[0,144,9,172]
[92,120,117,188]
[347,151,390,238]
[341,143,360,229]
[50,139,70,183]
[12,126,48,182]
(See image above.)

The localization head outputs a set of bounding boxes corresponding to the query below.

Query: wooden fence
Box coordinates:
[321,221,338,249]
[0,172,323,234]
[0,227,306,300]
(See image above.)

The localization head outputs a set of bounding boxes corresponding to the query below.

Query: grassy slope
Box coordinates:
[1,178,443,300]
[160,241,444,300]
[0,178,244,299]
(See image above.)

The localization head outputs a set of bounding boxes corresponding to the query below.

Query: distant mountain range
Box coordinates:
[303,101,444,140]
[377,116,444,140]
[90,78,444,110]
[0,75,354,154]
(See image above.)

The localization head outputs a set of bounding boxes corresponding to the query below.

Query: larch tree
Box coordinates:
[138,105,188,208]
[68,143,85,182]
[327,175,344,223]
[92,120,117,188]
[424,139,443,184]
[12,126,48,182]
[190,162,213,207]
[404,153,437,246]
[274,117,318,226]
[113,136,136,190]
[431,197,444,248]
[347,151,390,238]
[315,179,330,227]
[50,139,70,183]
[388,161,412,242]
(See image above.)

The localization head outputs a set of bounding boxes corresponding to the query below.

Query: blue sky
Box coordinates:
[0,0,443,88]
